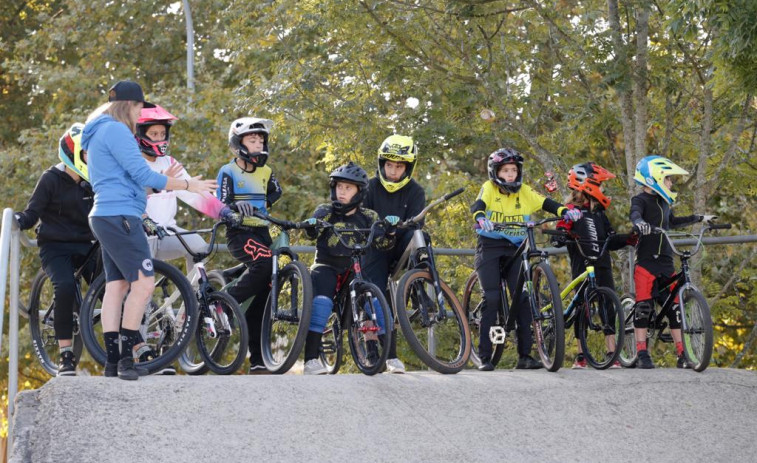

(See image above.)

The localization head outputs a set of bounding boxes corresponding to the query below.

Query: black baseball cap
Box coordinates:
[107,80,155,108]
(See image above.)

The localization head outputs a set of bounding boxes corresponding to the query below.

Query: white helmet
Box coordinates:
[228,117,274,166]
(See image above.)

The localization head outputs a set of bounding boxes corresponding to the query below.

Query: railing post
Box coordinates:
[7,222,21,458]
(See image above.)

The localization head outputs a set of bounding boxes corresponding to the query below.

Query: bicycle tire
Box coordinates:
[618,294,637,368]
[347,282,391,376]
[395,269,470,374]
[260,260,313,374]
[462,271,505,368]
[28,270,84,377]
[320,311,343,374]
[196,291,248,375]
[679,288,713,372]
[578,287,624,369]
[80,259,199,373]
[179,269,228,375]
[531,262,564,372]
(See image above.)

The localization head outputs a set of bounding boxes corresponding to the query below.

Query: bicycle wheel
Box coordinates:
[395,269,470,374]
[260,260,313,374]
[179,270,228,375]
[462,271,504,368]
[578,287,624,369]
[530,262,564,372]
[347,282,391,376]
[80,259,199,373]
[320,310,342,374]
[196,291,248,375]
[679,287,713,372]
[28,270,84,377]
[618,294,637,368]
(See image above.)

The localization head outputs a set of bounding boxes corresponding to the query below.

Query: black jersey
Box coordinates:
[16,164,94,245]
[363,177,426,227]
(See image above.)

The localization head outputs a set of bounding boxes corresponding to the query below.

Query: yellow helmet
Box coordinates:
[377,134,417,193]
[633,155,688,204]
[59,123,88,181]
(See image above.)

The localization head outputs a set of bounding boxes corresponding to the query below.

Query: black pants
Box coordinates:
[226,228,273,361]
[38,242,97,340]
[476,250,533,359]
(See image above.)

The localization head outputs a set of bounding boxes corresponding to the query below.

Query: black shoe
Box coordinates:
[478,359,494,372]
[105,360,150,378]
[677,355,693,369]
[154,364,177,375]
[515,355,544,370]
[57,351,77,377]
[637,350,655,369]
[117,358,141,381]
[248,360,270,375]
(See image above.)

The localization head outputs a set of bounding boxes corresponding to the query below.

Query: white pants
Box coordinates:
[147,226,207,271]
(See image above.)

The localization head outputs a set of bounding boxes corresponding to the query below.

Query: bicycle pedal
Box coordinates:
[490,326,507,345]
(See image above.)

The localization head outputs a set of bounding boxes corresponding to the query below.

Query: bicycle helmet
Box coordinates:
[567,162,616,209]
[634,155,688,204]
[136,105,178,157]
[329,162,369,214]
[59,122,88,181]
[488,147,524,193]
[377,134,417,193]
[228,117,273,167]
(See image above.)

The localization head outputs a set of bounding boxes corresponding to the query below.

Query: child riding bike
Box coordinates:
[471,147,582,371]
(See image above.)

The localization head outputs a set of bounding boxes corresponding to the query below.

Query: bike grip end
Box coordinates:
[444,187,466,200]
[710,223,732,230]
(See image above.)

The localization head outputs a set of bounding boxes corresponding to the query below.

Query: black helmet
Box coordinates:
[329,162,369,214]
[487,147,524,193]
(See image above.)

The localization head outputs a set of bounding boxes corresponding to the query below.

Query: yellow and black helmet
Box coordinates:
[59,123,88,181]
[377,134,417,193]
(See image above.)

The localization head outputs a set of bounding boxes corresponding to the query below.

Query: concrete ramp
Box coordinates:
[10,368,757,462]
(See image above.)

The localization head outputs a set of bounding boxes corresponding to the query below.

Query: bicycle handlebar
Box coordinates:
[652,222,732,257]
[316,220,384,253]
[166,221,226,260]
[492,216,561,230]
[251,210,314,231]
[542,228,632,262]
[398,187,465,229]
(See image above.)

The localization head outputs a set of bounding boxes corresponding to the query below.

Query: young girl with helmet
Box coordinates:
[629,155,714,369]
[300,162,398,375]
[471,146,582,371]
[83,80,217,380]
[555,162,635,369]
[216,117,283,374]
[362,134,426,373]
[15,123,98,376]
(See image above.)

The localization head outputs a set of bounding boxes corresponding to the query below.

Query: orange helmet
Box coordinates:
[567,162,615,208]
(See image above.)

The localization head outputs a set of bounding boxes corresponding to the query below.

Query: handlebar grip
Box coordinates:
[709,223,732,230]
[443,187,465,201]
[541,229,564,236]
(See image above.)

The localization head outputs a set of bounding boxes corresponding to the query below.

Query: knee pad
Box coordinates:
[309,296,333,333]
[633,301,653,329]
[668,305,682,329]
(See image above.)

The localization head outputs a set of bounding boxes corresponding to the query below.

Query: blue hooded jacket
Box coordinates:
[82,114,167,217]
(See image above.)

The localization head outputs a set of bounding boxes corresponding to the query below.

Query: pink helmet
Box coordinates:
[136,105,178,157]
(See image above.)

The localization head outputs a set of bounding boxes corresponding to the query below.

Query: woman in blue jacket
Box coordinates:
[82,81,216,380]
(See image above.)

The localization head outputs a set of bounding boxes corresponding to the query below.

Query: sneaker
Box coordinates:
[303,359,328,375]
[154,365,177,375]
[134,346,176,375]
[515,355,544,370]
[572,355,587,370]
[248,361,270,375]
[606,352,622,369]
[117,358,144,381]
[385,358,406,374]
[478,359,495,372]
[637,350,654,369]
[57,351,77,377]
[677,355,693,369]
[104,361,149,378]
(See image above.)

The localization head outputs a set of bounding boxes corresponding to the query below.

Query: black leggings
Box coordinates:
[476,254,533,359]
[39,242,97,340]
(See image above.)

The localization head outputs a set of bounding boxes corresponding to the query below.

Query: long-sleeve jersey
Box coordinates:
[16,164,94,245]
[629,191,700,268]
[557,203,630,278]
[145,155,224,226]
[305,204,394,270]
[363,177,426,228]
[470,181,565,246]
[216,159,282,228]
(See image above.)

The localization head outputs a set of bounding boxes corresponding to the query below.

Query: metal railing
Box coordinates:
[2,207,756,459]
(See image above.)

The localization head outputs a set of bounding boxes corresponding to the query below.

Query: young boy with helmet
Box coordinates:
[216,117,283,374]
[363,134,426,374]
[471,146,582,371]
[15,123,98,376]
[629,155,714,369]
[301,162,398,375]
[555,162,635,369]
